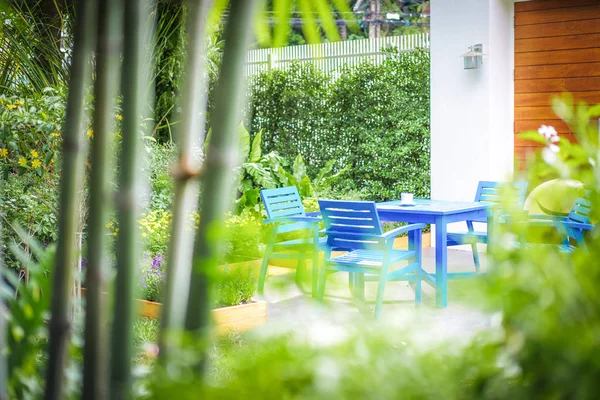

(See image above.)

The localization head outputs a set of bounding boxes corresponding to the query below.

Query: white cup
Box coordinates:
[401,193,414,204]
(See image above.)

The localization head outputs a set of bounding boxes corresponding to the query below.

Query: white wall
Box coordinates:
[430,0,515,238]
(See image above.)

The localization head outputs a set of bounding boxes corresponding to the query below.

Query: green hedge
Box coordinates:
[249,48,430,201]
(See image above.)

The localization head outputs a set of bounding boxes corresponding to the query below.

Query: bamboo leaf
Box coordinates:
[254,1,272,47]
[308,0,339,42]
[588,104,600,118]
[296,0,321,44]
[329,0,359,32]
[207,0,229,34]
[273,0,292,47]
[518,131,548,146]
[204,128,212,155]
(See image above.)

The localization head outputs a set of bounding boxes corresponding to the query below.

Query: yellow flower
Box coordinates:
[51,132,61,138]
[30,149,39,158]
[0,148,7,158]
[31,159,42,169]
[18,157,27,167]
[50,158,55,164]
[6,104,16,110]
[87,129,94,139]
[116,114,123,121]
[15,100,24,106]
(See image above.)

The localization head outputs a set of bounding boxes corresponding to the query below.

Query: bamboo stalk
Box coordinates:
[82,0,123,398]
[43,0,97,399]
[184,0,257,372]
[0,185,6,400]
[158,0,211,363]
[109,0,150,398]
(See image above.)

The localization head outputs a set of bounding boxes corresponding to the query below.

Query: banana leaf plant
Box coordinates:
[233,126,349,212]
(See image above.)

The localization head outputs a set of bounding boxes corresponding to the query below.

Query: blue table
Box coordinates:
[376,199,490,308]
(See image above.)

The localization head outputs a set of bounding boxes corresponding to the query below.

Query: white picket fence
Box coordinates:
[245,33,430,76]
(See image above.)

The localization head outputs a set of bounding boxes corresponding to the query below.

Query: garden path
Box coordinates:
[259,248,493,345]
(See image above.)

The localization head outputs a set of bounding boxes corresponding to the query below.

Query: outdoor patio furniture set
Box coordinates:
[258,183,593,319]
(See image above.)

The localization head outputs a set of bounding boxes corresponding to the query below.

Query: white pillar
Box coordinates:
[430,0,515,241]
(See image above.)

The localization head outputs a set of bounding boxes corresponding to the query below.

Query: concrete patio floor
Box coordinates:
[258,247,493,344]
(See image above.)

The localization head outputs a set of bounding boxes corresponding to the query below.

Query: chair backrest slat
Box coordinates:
[270,206,305,219]
[261,186,305,220]
[568,198,591,224]
[473,181,528,223]
[319,200,384,250]
[475,181,528,204]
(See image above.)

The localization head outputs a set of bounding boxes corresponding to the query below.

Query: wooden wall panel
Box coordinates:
[516,0,600,12]
[515,5,600,25]
[515,91,600,107]
[515,34,600,53]
[514,0,600,168]
[515,18,600,39]
[515,48,600,66]
[515,63,600,80]
[515,77,600,93]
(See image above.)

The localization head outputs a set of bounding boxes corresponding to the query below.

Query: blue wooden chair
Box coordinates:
[446,181,528,271]
[317,200,425,320]
[515,197,593,252]
[259,187,325,297]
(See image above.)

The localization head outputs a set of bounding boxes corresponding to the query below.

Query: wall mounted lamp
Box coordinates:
[460,44,485,70]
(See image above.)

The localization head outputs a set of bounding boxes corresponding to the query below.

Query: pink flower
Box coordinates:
[144,343,160,358]
[538,125,559,142]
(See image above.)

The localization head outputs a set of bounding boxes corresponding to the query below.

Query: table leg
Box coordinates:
[435,217,448,308]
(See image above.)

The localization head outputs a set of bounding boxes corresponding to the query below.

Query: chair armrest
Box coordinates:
[263,216,321,225]
[306,211,321,217]
[382,223,426,241]
[498,214,565,225]
[562,221,594,231]
[528,214,567,221]
[506,218,592,233]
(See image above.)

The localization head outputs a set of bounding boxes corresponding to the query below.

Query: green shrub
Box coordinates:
[138,253,166,302]
[222,210,264,263]
[213,267,256,308]
[137,255,256,306]
[0,88,65,178]
[0,89,64,271]
[249,48,430,201]
[145,142,178,212]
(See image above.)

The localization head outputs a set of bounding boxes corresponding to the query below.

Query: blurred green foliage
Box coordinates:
[140,99,600,399]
